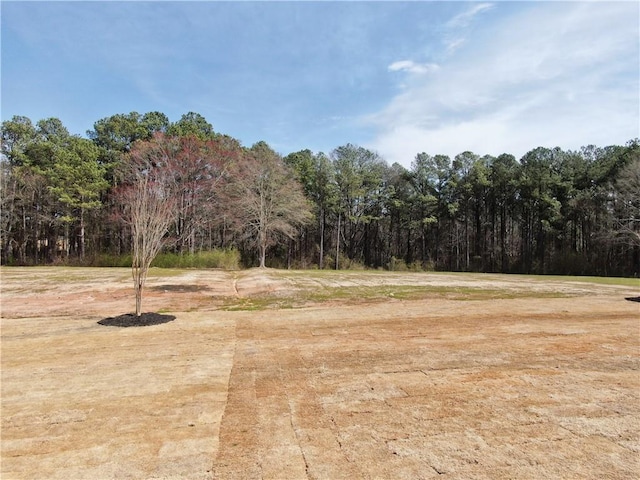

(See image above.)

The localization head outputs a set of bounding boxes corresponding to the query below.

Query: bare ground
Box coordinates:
[1,267,639,479]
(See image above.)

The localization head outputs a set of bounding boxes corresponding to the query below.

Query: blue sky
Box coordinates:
[2,1,638,167]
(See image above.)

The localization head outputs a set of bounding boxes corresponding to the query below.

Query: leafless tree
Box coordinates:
[116,134,177,316]
[224,142,313,268]
[614,157,640,246]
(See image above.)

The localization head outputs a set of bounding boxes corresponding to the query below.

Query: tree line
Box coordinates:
[1,111,638,276]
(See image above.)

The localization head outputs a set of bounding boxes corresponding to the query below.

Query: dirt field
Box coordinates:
[1,267,639,479]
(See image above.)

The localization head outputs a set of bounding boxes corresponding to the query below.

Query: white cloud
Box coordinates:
[446,2,495,29]
[367,2,639,166]
[388,60,440,75]
[445,37,466,55]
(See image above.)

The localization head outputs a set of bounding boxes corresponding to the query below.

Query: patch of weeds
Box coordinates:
[151,284,209,293]
[221,291,306,311]
[527,275,640,288]
[304,285,545,303]
[222,296,275,311]
[222,298,303,312]
[218,280,574,311]
[443,288,571,301]
[221,285,573,310]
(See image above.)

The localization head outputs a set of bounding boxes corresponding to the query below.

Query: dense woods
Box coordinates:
[1,112,638,276]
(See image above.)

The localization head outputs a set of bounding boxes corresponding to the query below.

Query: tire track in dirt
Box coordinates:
[277,346,365,480]
[5,268,636,479]
[213,316,310,479]
[212,319,262,479]
[210,296,640,480]
[212,317,363,480]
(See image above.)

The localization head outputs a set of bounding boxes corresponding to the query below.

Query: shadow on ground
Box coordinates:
[98,313,176,327]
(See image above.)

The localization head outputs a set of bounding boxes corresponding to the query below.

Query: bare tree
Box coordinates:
[116,134,177,316]
[614,157,640,246]
[224,142,313,268]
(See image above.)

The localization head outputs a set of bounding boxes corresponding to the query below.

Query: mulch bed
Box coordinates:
[98,313,176,327]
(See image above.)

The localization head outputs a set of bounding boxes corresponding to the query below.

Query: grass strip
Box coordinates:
[221,285,572,311]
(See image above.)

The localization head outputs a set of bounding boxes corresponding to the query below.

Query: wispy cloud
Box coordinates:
[367,1,639,165]
[442,2,494,56]
[445,37,466,55]
[4,1,637,159]
[446,2,495,29]
[388,60,439,75]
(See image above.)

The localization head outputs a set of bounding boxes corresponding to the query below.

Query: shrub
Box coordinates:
[87,249,240,269]
[151,248,240,269]
[88,254,133,267]
[388,256,408,271]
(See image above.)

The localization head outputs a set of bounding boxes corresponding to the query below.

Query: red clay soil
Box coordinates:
[1,267,639,479]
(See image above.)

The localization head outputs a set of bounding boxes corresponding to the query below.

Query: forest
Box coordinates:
[1,111,638,276]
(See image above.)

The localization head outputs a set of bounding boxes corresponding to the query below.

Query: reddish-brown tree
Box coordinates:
[172,135,240,253]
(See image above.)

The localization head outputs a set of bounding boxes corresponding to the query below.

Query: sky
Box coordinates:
[2,0,638,167]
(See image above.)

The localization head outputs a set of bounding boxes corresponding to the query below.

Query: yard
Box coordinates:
[1,267,638,479]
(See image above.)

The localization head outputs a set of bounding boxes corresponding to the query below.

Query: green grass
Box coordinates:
[218,269,637,311]
[221,284,573,311]
[277,269,639,286]
[523,274,640,288]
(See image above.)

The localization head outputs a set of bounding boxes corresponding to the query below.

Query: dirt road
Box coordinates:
[1,268,638,479]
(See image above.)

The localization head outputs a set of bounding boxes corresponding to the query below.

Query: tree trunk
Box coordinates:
[259,243,266,268]
[79,208,86,261]
[64,222,71,259]
[319,208,325,269]
[500,204,507,272]
[133,264,144,316]
[335,213,341,270]
[135,283,142,316]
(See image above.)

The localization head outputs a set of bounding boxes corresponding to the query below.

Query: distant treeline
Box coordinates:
[1,111,638,276]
